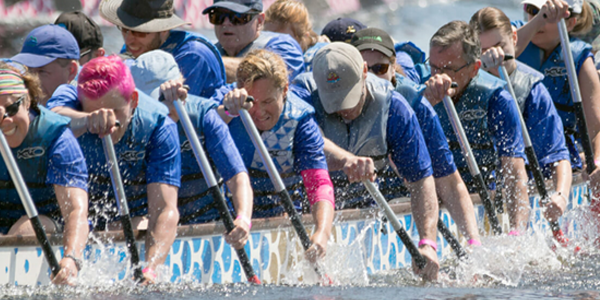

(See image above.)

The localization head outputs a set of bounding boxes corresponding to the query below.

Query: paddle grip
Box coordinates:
[437,220,467,259]
[473,173,503,235]
[210,186,259,283]
[120,213,143,281]
[31,216,60,277]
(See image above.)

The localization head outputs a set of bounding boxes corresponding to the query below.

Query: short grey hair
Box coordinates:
[430,20,481,64]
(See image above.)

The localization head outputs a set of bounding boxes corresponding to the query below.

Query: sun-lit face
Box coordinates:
[243,78,286,131]
[29,60,73,104]
[215,12,264,57]
[0,93,30,148]
[360,50,394,83]
[479,28,518,71]
[429,42,479,97]
[80,88,138,142]
[527,11,561,50]
[121,30,164,58]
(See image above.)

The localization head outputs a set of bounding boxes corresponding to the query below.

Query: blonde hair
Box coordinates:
[237,49,288,91]
[469,7,513,37]
[0,62,42,113]
[571,1,594,37]
[265,0,317,52]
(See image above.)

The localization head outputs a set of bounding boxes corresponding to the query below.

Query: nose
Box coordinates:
[222,16,234,26]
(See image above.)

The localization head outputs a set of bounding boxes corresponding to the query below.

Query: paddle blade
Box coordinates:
[248,275,261,284]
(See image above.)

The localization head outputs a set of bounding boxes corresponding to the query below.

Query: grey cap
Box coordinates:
[129,50,181,99]
[312,42,365,114]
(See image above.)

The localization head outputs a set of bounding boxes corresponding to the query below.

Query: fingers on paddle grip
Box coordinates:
[450,82,458,88]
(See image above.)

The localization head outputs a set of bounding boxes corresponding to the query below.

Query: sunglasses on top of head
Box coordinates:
[368,63,390,75]
[208,9,258,26]
[3,95,24,119]
[524,4,575,18]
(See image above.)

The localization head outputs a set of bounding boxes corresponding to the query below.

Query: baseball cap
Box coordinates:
[351,28,395,58]
[321,18,367,43]
[202,0,263,14]
[11,24,80,68]
[313,42,365,114]
[129,50,181,99]
[55,11,104,56]
[521,0,583,13]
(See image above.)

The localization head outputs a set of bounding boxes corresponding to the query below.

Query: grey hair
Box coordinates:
[430,20,481,64]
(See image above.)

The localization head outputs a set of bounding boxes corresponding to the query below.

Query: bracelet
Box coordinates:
[64,254,82,271]
[508,230,521,236]
[418,239,438,251]
[224,109,238,118]
[468,239,482,246]
[142,267,157,279]
[236,215,252,230]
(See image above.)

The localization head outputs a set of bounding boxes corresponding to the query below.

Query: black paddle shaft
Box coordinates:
[473,173,503,235]
[120,213,143,280]
[209,186,258,280]
[437,220,467,259]
[31,216,60,276]
[574,102,597,174]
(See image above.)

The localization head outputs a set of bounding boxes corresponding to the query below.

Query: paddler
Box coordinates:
[201,0,305,82]
[54,11,106,66]
[470,7,572,223]
[0,62,89,285]
[423,20,530,235]
[349,27,481,246]
[47,55,181,284]
[216,49,335,263]
[129,49,254,250]
[291,43,440,280]
[99,0,225,98]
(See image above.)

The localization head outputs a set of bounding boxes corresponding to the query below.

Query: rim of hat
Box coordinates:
[520,0,546,8]
[202,2,256,14]
[355,43,394,58]
[100,0,189,33]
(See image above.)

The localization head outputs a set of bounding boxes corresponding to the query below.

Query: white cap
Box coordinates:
[129,49,181,99]
[521,0,583,14]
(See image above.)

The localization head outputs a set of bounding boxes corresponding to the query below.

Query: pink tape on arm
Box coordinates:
[301,169,335,208]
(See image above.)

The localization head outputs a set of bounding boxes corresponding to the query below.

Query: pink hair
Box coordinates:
[77,55,135,102]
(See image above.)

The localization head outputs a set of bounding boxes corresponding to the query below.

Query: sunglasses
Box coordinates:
[117,26,149,38]
[368,63,390,75]
[4,95,24,119]
[524,4,575,18]
[208,9,258,26]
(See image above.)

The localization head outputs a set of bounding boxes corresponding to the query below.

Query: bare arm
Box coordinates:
[545,159,572,221]
[579,57,600,160]
[322,138,376,182]
[223,172,253,249]
[434,171,480,242]
[145,183,179,270]
[501,156,530,231]
[52,185,89,284]
[222,57,243,83]
[306,201,334,263]
[51,107,90,138]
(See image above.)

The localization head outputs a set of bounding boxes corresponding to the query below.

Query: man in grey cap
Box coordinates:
[99,0,225,98]
[202,0,304,82]
[291,42,440,281]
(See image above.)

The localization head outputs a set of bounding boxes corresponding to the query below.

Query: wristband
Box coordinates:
[224,110,238,118]
[236,215,252,230]
[64,254,82,271]
[468,239,482,247]
[508,230,521,236]
[418,239,438,251]
[142,267,157,280]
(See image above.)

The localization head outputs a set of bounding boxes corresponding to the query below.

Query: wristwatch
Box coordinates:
[64,254,83,271]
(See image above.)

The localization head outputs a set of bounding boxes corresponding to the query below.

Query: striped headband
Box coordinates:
[0,69,27,96]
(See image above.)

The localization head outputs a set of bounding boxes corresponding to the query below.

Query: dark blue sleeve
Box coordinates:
[264,34,305,81]
[414,98,457,178]
[525,83,570,167]
[387,94,433,182]
[145,117,181,187]
[45,84,81,111]
[203,108,247,182]
[209,83,236,105]
[175,41,225,98]
[396,51,421,85]
[293,116,328,172]
[46,128,88,191]
[488,89,526,159]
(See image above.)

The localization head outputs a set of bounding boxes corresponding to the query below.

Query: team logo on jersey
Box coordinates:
[544,66,567,77]
[17,146,45,159]
[121,150,145,161]
[460,109,486,121]
[181,140,192,152]
[327,72,340,83]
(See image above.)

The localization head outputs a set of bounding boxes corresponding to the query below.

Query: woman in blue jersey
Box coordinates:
[217,49,335,261]
[514,0,600,194]
[471,7,573,223]
[0,62,89,285]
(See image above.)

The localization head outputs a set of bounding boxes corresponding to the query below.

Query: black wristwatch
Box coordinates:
[64,254,82,271]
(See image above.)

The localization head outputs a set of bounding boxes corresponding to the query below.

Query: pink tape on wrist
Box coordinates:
[508,230,521,236]
[301,169,335,208]
[236,215,252,230]
[142,267,157,279]
[418,239,438,251]
[468,239,482,246]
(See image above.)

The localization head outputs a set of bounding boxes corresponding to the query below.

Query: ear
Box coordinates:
[471,60,481,77]
[512,28,518,47]
[363,61,368,79]
[130,90,139,109]
[566,17,578,31]
[95,48,106,58]
[257,13,265,30]
[159,31,170,45]
[68,60,79,82]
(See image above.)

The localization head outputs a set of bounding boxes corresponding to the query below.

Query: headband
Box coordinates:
[0,69,27,96]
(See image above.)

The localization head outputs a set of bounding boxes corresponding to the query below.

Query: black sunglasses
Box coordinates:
[208,9,258,26]
[368,63,390,75]
[524,4,575,18]
[4,95,24,118]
